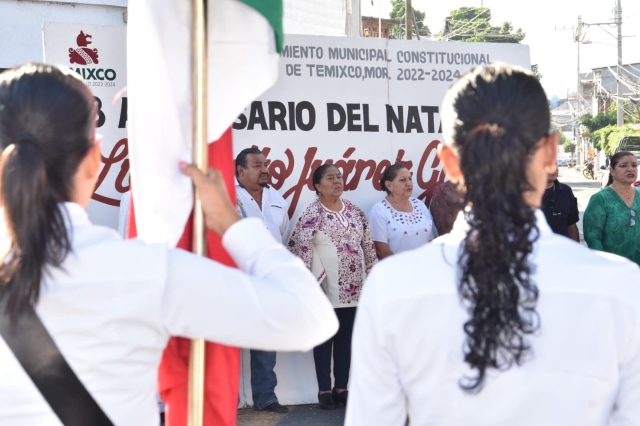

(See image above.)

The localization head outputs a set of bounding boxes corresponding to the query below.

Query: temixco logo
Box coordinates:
[67,30,117,82]
[69,31,99,65]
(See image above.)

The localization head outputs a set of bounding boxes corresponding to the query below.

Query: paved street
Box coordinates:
[237,405,345,426]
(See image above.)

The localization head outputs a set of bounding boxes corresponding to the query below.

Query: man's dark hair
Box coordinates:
[235,147,262,177]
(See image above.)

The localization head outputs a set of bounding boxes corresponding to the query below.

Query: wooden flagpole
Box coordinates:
[188,0,208,425]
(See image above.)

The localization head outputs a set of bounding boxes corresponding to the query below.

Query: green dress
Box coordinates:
[583,186,640,266]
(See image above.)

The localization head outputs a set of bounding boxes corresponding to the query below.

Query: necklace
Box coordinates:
[612,184,634,202]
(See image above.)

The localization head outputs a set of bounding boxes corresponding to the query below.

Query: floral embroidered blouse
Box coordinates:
[583,186,640,266]
[287,198,378,308]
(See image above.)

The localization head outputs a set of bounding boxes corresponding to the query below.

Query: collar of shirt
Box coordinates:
[0,203,91,260]
[62,202,92,229]
[449,209,553,240]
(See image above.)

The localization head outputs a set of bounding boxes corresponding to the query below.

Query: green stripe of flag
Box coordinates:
[240,0,284,53]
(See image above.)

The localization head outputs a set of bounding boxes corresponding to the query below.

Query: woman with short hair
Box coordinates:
[0,63,338,426]
[346,64,640,426]
[368,164,434,259]
[287,164,377,410]
[584,150,640,265]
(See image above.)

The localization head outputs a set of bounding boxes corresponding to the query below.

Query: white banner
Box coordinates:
[233,35,531,227]
[232,35,530,406]
[43,23,128,231]
[42,29,531,407]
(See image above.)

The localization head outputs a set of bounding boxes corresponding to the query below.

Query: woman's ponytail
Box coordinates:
[0,140,71,317]
[0,64,95,317]
[441,65,549,393]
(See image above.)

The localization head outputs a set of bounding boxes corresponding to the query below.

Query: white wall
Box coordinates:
[284,0,349,36]
[0,0,126,69]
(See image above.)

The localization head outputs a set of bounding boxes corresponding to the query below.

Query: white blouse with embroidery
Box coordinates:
[368,197,434,255]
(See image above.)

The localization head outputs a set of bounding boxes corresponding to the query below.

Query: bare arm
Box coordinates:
[373,241,394,260]
[567,224,580,243]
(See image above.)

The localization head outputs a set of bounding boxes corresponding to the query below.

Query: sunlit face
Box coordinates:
[386,167,413,198]
[611,155,638,186]
[315,166,344,198]
[237,153,270,189]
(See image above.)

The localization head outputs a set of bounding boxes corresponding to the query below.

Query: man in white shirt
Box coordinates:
[235,148,290,413]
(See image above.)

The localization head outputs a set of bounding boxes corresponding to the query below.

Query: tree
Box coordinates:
[440,7,525,43]
[531,64,542,81]
[581,109,616,151]
[580,102,639,151]
[593,124,640,155]
[563,138,576,167]
[389,0,431,37]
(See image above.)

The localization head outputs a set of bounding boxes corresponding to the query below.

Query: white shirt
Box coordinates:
[117,191,131,238]
[368,197,434,254]
[235,180,289,243]
[346,210,640,426]
[0,203,338,426]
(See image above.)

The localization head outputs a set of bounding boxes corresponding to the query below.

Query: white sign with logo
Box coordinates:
[232,35,530,406]
[233,35,531,223]
[43,23,128,231]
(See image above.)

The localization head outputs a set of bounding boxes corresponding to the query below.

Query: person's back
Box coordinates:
[0,64,338,425]
[1,211,170,425]
[346,64,640,426]
[349,214,640,425]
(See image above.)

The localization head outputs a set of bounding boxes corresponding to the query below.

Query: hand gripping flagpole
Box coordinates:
[189,0,208,425]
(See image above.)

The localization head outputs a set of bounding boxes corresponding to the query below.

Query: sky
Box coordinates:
[361,0,640,99]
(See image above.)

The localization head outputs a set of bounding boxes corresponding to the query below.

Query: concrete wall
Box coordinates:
[0,1,126,69]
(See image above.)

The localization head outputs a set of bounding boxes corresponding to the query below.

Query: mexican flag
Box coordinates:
[126,0,283,425]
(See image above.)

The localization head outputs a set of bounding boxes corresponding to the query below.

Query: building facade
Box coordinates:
[361,16,402,38]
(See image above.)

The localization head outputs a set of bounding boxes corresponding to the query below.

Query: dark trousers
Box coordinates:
[250,350,278,410]
[313,307,356,392]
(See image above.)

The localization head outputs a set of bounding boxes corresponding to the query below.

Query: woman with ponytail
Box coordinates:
[346,64,640,426]
[0,64,337,425]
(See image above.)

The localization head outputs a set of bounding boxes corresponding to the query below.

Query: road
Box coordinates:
[236,167,601,426]
[237,405,346,426]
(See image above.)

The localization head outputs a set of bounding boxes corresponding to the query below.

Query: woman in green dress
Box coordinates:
[584,151,640,265]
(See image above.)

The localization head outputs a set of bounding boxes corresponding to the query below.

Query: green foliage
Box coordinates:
[531,64,542,81]
[581,110,616,134]
[559,132,570,146]
[389,0,431,37]
[581,110,617,150]
[582,102,640,150]
[439,7,525,43]
[594,124,640,155]
[563,139,576,154]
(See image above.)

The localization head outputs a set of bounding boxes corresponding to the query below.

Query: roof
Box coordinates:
[361,16,403,25]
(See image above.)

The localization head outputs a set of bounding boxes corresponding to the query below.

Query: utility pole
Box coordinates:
[616,0,623,126]
[378,0,382,38]
[576,15,582,164]
[405,0,412,40]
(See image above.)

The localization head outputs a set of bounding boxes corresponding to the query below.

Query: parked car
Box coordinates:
[557,158,567,167]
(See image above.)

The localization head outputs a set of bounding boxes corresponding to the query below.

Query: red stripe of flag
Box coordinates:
[126,127,240,426]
